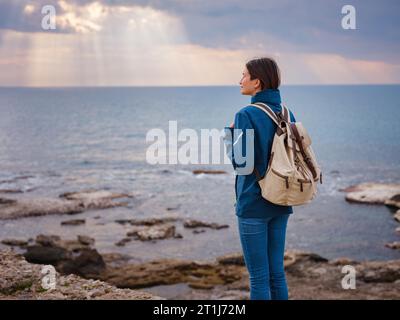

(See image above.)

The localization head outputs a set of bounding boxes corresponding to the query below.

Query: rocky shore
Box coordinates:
[1,183,399,300]
[0,249,162,300]
[342,182,400,250]
[1,246,399,300]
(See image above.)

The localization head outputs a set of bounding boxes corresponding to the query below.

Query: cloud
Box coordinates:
[1,0,399,61]
[280,53,400,84]
[0,0,399,86]
[80,0,400,63]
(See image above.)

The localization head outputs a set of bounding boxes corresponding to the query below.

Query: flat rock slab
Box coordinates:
[342,183,400,205]
[192,170,227,175]
[126,224,181,241]
[115,216,180,226]
[385,242,400,250]
[60,190,133,202]
[1,239,30,247]
[98,249,400,299]
[61,219,86,226]
[385,194,400,209]
[0,189,133,220]
[183,219,229,230]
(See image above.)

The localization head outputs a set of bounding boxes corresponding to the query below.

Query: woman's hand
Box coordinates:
[229,122,234,128]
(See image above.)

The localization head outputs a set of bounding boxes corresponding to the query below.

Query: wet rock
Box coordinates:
[115,216,180,226]
[115,238,132,247]
[166,204,181,211]
[0,175,34,184]
[192,170,227,175]
[212,290,249,300]
[36,234,61,247]
[77,235,95,246]
[24,245,69,264]
[61,219,86,226]
[394,210,400,222]
[102,253,134,267]
[385,194,400,209]
[217,253,245,266]
[99,258,243,290]
[328,257,359,266]
[0,249,163,300]
[59,189,133,209]
[114,219,132,225]
[0,197,17,205]
[283,250,329,277]
[357,260,400,282]
[0,190,133,220]
[23,235,105,278]
[58,248,105,277]
[97,249,400,300]
[343,183,400,205]
[1,239,29,247]
[58,190,131,210]
[0,189,23,194]
[193,229,206,234]
[0,198,84,220]
[127,224,177,241]
[183,219,229,230]
[385,242,400,250]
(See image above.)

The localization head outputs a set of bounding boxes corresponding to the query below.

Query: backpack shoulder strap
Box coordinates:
[249,102,280,126]
[281,103,291,123]
[290,123,317,179]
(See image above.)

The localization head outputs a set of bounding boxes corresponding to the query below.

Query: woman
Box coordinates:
[224,57,296,300]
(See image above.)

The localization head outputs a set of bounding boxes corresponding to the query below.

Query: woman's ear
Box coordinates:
[254,79,261,90]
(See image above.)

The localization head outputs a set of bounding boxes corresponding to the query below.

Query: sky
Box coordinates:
[0,0,399,86]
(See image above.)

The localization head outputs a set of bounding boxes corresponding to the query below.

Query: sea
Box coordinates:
[0,85,399,262]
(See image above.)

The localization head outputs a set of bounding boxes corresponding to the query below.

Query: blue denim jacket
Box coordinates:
[223,89,296,218]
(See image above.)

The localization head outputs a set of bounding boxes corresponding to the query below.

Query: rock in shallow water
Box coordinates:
[115,216,180,226]
[192,170,227,175]
[1,239,30,247]
[115,238,132,247]
[126,224,179,241]
[342,183,400,205]
[0,189,133,220]
[61,219,86,226]
[385,194,400,209]
[183,219,229,230]
[23,234,104,278]
[393,210,400,222]
[385,242,400,250]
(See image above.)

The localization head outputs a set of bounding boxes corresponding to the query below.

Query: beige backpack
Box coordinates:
[250,102,322,206]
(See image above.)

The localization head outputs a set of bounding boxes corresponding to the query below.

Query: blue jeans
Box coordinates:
[237,215,290,300]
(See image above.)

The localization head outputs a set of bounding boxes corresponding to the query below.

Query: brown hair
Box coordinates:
[246,57,281,90]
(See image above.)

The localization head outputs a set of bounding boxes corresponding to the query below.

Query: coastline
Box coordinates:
[0,179,399,299]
